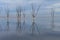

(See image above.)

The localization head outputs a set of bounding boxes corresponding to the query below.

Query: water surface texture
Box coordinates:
[0,0,60,40]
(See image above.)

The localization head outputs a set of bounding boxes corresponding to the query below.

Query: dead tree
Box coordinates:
[23,9,25,25]
[6,9,9,32]
[23,10,26,31]
[0,25,2,32]
[31,4,41,35]
[16,7,22,32]
[51,8,55,30]
[0,11,2,32]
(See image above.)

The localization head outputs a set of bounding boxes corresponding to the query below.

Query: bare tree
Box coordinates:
[0,11,2,32]
[31,4,41,35]
[51,8,55,30]
[23,9,25,26]
[6,9,9,32]
[16,7,22,32]
[22,8,26,32]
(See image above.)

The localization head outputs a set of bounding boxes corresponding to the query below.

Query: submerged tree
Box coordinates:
[16,7,22,32]
[22,8,26,32]
[23,9,25,26]
[6,9,9,32]
[51,8,55,30]
[31,4,41,35]
[0,11,2,32]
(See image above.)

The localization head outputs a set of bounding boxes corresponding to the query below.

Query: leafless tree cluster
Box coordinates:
[0,4,55,34]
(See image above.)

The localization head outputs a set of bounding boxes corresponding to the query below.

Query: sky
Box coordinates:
[0,0,60,12]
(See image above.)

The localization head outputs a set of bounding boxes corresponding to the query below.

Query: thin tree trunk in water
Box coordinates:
[31,4,41,35]
[51,8,55,30]
[16,8,22,32]
[7,10,9,32]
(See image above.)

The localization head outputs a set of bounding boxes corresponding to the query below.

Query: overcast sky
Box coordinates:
[0,0,60,12]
